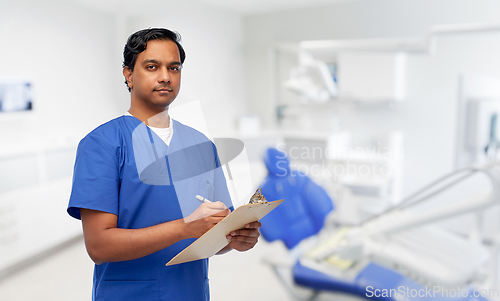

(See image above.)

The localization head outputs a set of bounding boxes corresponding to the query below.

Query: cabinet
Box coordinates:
[336,52,406,102]
[275,42,408,106]
[0,141,80,277]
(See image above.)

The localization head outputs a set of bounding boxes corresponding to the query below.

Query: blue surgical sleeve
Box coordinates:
[67,132,120,220]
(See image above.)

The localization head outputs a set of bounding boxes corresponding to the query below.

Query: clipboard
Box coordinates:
[166,199,284,266]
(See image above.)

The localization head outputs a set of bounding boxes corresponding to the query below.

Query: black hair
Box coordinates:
[123,28,186,92]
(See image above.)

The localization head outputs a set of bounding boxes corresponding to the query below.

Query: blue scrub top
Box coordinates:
[67,116,232,301]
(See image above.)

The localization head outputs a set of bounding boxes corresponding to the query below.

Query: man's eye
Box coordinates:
[169,67,180,72]
[146,65,156,70]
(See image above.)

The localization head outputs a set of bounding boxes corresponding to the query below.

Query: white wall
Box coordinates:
[126,1,247,135]
[243,0,500,202]
[0,0,249,275]
[0,0,125,277]
[0,0,248,199]
[0,0,123,144]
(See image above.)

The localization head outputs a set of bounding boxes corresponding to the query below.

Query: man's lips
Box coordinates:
[154,88,173,92]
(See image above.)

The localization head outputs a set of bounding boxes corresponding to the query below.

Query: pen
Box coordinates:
[196,195,212,203]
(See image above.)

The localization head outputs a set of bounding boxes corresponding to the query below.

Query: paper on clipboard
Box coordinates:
[166,199,284,266]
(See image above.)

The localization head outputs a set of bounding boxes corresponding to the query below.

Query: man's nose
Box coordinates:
[158,67,171,83]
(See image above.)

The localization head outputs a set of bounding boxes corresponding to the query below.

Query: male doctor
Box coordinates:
[67,28,261,301]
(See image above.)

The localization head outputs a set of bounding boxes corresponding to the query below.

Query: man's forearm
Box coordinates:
[84,218,189,265]
[81,206,229,265]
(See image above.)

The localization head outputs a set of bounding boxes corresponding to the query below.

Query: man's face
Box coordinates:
[124,39,182,111]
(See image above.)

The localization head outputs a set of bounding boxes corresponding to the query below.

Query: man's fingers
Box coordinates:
[202,202,229,217]
[226,234,258,244]
[229,241,255,248]
[228,229,260,238]
[211,208,230,217]
[184,202,229,224]
[243,221,261,229]
[206,201,228,210]
[225,223,261,251]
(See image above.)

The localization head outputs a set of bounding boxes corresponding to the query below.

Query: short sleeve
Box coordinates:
[67,132,120,220]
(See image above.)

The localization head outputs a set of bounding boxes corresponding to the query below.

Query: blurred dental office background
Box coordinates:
[3,0,500,300]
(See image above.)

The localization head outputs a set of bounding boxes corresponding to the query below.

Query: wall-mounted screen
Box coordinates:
[0,78,32,112]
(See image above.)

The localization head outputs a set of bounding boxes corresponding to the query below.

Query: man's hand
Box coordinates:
[183,201,230,238]
[225,221,261,252]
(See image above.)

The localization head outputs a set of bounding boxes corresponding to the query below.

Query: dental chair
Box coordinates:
[259,147,334,249]
[259,148,489,301]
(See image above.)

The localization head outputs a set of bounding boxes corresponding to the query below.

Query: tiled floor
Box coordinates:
[0,237,94,301]
[0,236,367,301]
[0,237,294,301]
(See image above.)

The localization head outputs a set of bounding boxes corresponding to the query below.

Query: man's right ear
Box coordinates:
[123,67,133,90]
